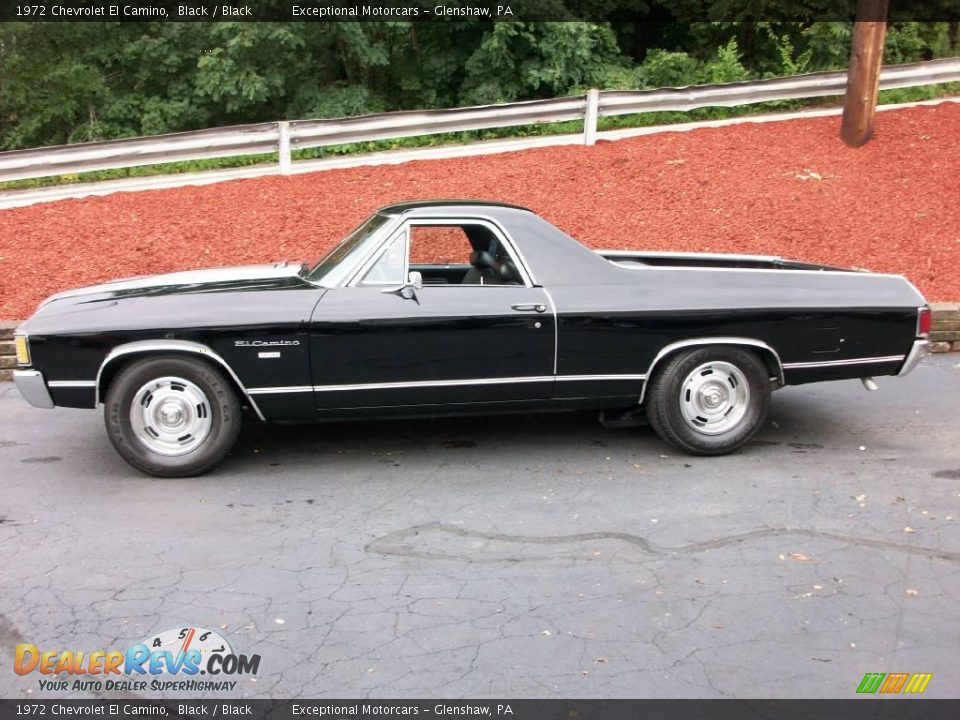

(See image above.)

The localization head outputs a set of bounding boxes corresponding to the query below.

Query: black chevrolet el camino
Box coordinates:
[13,200,930,477]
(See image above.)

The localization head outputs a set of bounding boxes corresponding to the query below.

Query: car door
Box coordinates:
[308,220,556,412]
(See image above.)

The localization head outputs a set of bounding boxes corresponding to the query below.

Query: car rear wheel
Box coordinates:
[104,356,242,477]
[645,346,771,456]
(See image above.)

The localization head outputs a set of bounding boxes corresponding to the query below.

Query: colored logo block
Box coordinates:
[857,672,932,694]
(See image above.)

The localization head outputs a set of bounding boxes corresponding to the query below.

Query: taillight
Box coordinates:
[918,307,931,337]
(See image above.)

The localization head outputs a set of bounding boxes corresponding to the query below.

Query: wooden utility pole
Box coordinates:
[840,0,889,147]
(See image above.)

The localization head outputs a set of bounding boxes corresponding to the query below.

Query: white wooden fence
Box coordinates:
[0,57,958,185]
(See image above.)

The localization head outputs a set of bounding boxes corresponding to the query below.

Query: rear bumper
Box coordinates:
[13,369,54,409]
[897,339,930,377]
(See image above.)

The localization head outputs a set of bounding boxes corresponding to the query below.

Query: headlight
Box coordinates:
[14,334,31,365]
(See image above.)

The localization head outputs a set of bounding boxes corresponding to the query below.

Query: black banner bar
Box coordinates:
[1,0,960,23]
[1,700,960,720]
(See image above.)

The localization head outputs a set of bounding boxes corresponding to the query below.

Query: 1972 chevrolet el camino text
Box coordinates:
[13,201,930,477]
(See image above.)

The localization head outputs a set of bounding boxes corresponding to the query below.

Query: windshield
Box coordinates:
[306,213,391,286]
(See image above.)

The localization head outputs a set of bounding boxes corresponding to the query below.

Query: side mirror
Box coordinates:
[381,271,422,302]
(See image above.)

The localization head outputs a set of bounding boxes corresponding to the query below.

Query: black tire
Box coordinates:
[645,346,771,456]
[104,356,242,477]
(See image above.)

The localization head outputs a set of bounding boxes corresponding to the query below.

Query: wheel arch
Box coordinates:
[95,340,265,421]
[640,337,784,404]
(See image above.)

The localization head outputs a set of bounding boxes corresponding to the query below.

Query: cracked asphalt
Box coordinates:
[0,355,958,700]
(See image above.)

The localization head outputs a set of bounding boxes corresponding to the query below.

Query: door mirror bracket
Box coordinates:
[381,271,423,302]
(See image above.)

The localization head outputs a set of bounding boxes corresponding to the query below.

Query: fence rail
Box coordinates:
[0,123,278,184]
[289,95,587,150]
[596,56,960,116]
[1,57,958,185]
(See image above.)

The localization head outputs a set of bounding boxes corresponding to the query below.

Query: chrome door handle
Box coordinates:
[512,303,547,313]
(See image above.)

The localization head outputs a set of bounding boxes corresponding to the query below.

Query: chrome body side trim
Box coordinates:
[598,249,785,263]
[246,374,650,396]
[247,385,314,395]
[782,355,905,370]
[13,370,55,409]
[48,380,97,388]
[898,340,930,376]
[334,376,554,391]
[640,337,785,405]
[94,340,266,421]
[556,374,647,382]
[610,263,904,280]
[540,286,560,375]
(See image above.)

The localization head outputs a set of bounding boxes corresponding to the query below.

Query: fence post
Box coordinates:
[584,89,600,146]
[278,121,292,174]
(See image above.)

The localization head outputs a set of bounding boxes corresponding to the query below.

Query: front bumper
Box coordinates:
[13,369,55,409]
[897,339,930,377]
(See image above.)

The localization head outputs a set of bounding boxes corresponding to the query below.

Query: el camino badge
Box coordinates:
[234,340,300,347]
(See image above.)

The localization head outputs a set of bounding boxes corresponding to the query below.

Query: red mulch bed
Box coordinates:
[1,103,958,320]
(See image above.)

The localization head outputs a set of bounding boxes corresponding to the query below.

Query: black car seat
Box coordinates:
[463,250,502,285]
[497,258,523,285]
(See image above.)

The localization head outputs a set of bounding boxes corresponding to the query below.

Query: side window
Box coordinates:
[408,222,526,287]
[360,231,407,286]
[409,226,472,265]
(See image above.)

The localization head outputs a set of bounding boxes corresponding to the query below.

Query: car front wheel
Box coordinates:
[644,346,771,456]
[104,356,242,477]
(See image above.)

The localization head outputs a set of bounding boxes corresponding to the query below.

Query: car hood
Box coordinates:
[39,262,308,308]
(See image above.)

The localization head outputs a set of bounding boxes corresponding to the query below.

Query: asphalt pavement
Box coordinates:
[0,355,958,700]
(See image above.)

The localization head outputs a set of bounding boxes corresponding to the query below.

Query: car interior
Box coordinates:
[409,224,525,286]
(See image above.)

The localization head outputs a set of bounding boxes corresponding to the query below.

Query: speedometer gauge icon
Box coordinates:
[142,626,233,670]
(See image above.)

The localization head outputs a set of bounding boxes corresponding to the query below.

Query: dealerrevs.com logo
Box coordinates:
[14,626,261,693]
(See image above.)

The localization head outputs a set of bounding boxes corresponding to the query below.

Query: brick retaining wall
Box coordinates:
[930,303,960,353]
[1,306,958,383]
[0,323,14,382]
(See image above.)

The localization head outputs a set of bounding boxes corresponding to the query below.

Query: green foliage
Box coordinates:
[801,22,853,69]
[637,50,703,87]
[632,38,747,88]
[767,28,812,75]
[704,39,750,83]
[459,22,625,103]
[882,23,951,64]
[0,20,955,153]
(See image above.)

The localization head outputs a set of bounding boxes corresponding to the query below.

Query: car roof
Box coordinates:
[376,199,533,216]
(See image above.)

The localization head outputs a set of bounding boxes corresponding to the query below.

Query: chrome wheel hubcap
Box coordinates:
[130,376,212,456]
[679,361,750,435]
